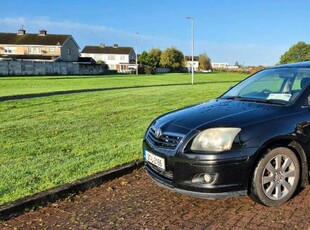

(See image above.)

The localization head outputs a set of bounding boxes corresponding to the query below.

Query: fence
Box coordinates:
[155,68,171,73]
[0,61,108,76]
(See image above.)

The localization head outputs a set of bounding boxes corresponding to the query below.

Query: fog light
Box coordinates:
[192,173,218,184]
[203,173,212,183]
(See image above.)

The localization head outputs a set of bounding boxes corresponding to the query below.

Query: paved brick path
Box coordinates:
[1,168,310,229]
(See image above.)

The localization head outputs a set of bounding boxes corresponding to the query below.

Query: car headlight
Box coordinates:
[191,128,241,152]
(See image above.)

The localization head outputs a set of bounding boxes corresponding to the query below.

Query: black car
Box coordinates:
[143,61,310,206]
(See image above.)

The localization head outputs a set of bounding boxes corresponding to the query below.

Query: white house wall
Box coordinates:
[186,61,199,71]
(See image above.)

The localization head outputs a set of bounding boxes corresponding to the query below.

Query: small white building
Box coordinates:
[185,56,199,72]
[81,44,136,73]
[212,62,239,69]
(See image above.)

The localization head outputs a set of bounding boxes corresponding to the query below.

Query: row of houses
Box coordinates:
[0,28,238,73]
[0,28,79,62]
[0,28,137,73]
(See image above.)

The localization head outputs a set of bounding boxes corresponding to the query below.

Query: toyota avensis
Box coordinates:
[143,61,310,206]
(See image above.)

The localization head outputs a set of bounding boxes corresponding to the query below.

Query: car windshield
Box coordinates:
[221,67,310,105]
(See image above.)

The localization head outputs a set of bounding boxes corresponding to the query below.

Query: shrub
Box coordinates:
[213,68,252,74]
[144,66,155,75]
[249,66,265,75]
[108,70,118,74]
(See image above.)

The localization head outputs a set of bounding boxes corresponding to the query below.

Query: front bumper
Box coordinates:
[143,140,258,198]
[148,170,247,199]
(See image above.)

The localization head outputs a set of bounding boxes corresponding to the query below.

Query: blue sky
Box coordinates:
[1,0,310,66]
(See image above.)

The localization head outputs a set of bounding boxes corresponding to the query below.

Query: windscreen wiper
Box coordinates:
[255,99,287,105]
[223,96,287,105]
[236,98,287,105]
[222,96,246,101]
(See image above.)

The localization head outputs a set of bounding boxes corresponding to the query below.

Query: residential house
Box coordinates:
[185,55,199,72]
[0,28,80,62]
[80,44,136,73]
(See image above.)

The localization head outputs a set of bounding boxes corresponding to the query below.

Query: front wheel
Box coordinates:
[250,147,300,206]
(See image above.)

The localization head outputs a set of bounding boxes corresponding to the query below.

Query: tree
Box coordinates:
[234,61,242,68]
[160,47,185,71]
[96,60,109,70]
[199,52,212,70]
[279,41,310,64]
[138,51,149,65]
[148,48,162,68]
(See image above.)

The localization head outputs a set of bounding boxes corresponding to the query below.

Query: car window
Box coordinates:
[292,78,302,90]
[292,72,310,91]
[221,67,310,105]
[239,73,284,97]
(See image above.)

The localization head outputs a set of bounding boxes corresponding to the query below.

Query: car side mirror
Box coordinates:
[228,86,233,90]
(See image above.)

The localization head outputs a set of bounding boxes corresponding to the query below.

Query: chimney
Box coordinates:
[39,29,47,36]
[113,44,119,48]
[99,43,105,48]
[17,27,26,35]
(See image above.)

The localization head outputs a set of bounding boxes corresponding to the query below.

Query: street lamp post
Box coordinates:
[135,32,139,75]
[186,17,194,85]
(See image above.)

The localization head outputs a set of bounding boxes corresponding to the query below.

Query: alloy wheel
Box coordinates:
[261,154,297,200]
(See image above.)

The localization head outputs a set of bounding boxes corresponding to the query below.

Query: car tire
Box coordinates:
[250,147,300,206]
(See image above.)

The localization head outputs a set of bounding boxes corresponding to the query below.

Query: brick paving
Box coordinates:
[1,168,310,229]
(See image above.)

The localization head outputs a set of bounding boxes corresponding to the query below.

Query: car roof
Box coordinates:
[271,61,310,69]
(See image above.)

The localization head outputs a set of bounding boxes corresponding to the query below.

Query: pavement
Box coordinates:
[1,167,310,229]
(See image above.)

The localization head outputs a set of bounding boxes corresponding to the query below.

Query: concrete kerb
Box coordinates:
[0,159,144,221]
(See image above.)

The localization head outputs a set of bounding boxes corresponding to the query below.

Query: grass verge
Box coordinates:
[0,72,247,205]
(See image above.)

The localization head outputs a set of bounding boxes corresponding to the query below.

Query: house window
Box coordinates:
[110,64,116,70]
[120,55,125,61]
[29,47,41,54]
[67,48,71,55]
[49,47,56,52]
[4,47,17,54]
[94,54,102,60]
[108,55,115,60]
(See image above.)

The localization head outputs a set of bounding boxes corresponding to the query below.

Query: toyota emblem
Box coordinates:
[155,128,163,138]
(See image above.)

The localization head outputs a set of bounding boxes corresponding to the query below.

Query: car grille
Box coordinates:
[147,163,173,180]
[146,126,183,150]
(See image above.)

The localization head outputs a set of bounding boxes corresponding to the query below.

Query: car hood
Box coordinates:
[153,99,285,133]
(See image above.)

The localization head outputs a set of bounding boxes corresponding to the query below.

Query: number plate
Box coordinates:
[145,150,165,171]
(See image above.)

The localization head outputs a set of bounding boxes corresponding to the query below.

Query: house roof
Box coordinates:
[81,46,133,55]
[0,33,71,46]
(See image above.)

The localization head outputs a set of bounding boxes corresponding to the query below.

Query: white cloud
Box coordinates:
[0,17,28,28]
[0,16,128,36]
[0,17,286,66]
[0,16,170,50]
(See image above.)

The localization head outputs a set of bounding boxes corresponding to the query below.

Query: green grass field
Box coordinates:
[0,72,247,205]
